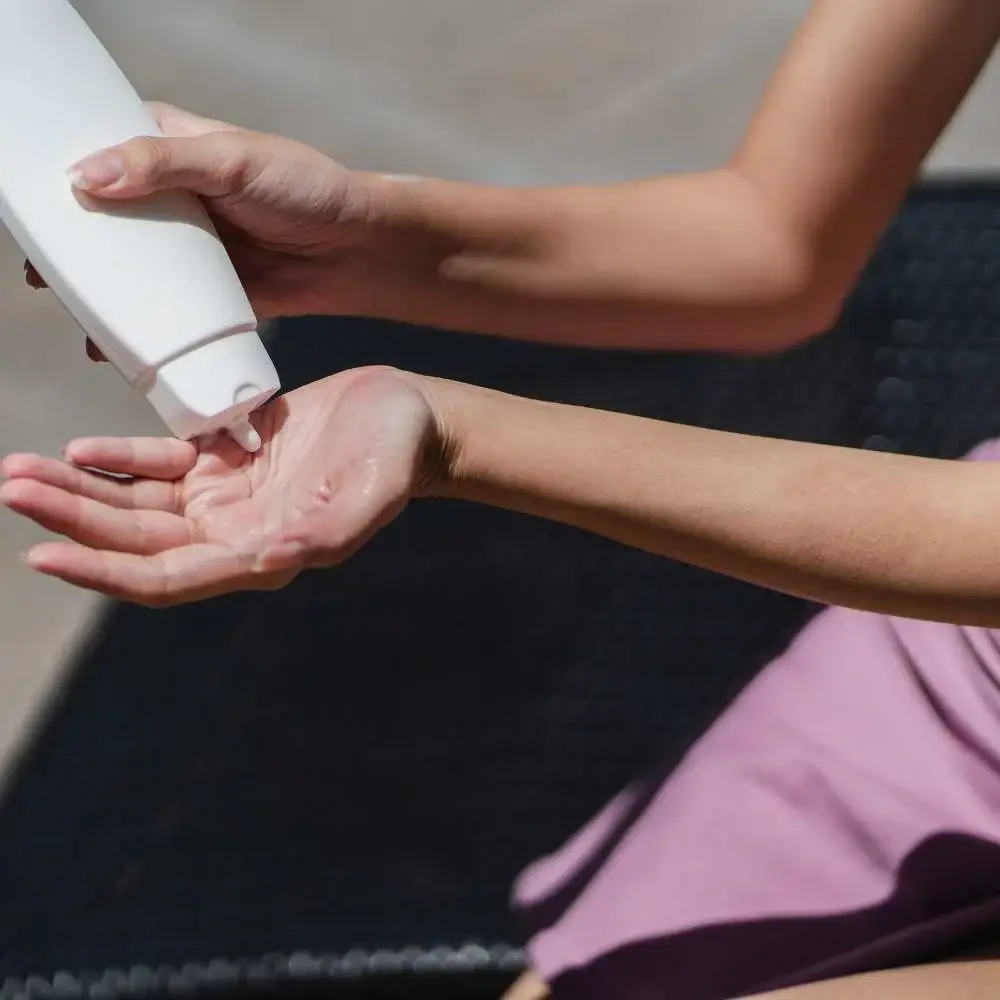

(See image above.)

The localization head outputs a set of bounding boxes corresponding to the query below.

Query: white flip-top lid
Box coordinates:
[145,330,280,451]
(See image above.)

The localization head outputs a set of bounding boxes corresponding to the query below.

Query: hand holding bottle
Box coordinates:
[26,101,390,357]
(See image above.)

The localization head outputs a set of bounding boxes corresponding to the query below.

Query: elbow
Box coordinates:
[799,290,848,343]
[726,279,848,357]
[752,284,847,354]
[737,227,852,354]
[779,243,854,347]
[720,165,852,354]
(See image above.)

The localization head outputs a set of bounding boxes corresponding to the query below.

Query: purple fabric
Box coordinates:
[513,439,1000,999]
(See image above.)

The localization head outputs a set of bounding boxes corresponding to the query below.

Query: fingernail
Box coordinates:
[68,152,126,191]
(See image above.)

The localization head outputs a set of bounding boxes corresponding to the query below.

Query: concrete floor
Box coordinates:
[2,0,1000,776]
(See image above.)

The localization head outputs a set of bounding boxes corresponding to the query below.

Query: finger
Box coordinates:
[1,479,193,554]
[63,437,198,480]
[68,131,266,200]
[1,453,179,512]
[22,264,107,361]
[85,338,108,363]
[145,101,242,138]
[23,542,258,607]
[22,261,106,362]
[24,260,45,289]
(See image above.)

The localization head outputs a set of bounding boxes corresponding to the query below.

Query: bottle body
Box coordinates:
[0,0,279,447]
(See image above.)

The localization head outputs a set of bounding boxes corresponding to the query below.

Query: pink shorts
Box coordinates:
[514,439,1000,999]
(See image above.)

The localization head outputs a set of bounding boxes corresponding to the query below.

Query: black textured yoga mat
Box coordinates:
[2,179,1000,999]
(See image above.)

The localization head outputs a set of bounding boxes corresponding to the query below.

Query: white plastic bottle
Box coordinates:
[0,0,280,451]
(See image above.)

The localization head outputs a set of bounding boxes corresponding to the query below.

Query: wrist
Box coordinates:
[415,375,564,512]
[415,374,524,502]
[412,374,471,499]
[359,169,569,266]
[320,169,575,335]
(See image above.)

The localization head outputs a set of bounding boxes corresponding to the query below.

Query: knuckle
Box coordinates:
[269,568,299,591]
[206,132,253,187]
[124,135,171,181]
[249,563,299,592]
[136,568,172,609]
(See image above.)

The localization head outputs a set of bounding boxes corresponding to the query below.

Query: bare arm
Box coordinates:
[362,0,1000,351]
[502,960,1000,1000]
[432,377,1000,627]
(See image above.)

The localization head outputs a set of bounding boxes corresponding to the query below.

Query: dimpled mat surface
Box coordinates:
[1,179,1000,999]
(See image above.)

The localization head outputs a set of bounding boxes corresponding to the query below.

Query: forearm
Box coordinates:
[345,0,1000,355]
[357,168,832,352]
[429,378,1000,627]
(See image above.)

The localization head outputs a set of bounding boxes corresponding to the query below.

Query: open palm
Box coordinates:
[0,368,439,606]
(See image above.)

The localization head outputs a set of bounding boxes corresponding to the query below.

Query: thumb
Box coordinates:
[145,100,241,139]
[68,131,262,200]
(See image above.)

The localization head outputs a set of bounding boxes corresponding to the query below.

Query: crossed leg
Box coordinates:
[501,960,1000,999]
[502,971,550,1000]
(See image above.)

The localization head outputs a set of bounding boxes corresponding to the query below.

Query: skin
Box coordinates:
[751,962,1000,1000]
[501,960,1000,1000]
[10,1,1000,997]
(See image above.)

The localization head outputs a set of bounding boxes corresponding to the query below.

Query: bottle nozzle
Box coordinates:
[228,420,262,453]
[142,333,279,445]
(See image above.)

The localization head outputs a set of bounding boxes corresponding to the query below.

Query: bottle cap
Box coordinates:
[145,329,280,450]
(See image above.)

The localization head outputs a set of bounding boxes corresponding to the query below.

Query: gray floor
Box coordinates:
[2,0,1000,777]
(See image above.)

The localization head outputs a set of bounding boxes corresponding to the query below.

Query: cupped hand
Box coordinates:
[0,368,446,606]
[24,101,395,359]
